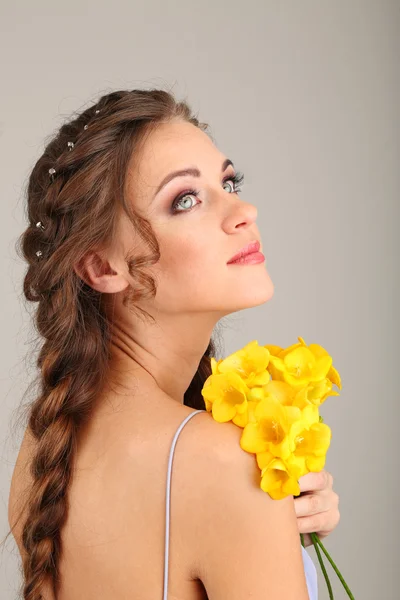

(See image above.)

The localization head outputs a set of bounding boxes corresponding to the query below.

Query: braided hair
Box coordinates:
[3,88,219,600]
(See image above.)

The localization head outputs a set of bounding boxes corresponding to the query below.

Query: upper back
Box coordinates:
[8,391,315,599]
[8,394,210,599]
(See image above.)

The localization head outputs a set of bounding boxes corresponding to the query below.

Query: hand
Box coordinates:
[294,469,340,548]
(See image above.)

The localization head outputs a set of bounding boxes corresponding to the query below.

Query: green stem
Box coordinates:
[311,533,355,600]
[310,534,334,599]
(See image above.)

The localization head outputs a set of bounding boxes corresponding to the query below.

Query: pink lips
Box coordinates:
[227,240,263,264]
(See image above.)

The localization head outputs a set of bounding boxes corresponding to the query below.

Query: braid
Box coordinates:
[21,280,110,598]
[3,87,216,599]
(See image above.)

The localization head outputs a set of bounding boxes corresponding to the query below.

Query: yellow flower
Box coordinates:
[290,421,332,473]
[264,339,308,382]
[216,340,271,388]
[264,344,285,356]
[245,387,266,424]
[307,342,342,390]
[239,395,302,460]
[265,337,341,391]
[264,339,303,359]
[283,402,331,474]
[263,344,286,381]
[210,356,223,375]
[301,402,320,427]
[303,378,340,407]
[268,342,332,389]
[254,401,330,483]
[259,455,301,499]
[263,380,299,407]
[205,338,336,498]
[201,371,249,425]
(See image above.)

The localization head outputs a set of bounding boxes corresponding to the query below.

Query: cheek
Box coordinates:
[159,233,212,274]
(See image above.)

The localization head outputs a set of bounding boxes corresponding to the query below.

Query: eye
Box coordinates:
[223,180,234,193]
[222,171,245,194]
[171,189,200,213]
[170,171,245,214]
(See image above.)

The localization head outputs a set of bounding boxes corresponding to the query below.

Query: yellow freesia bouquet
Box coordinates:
[201,337,354,600]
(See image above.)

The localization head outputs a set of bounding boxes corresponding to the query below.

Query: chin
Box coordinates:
[239,272,275,305]
[219,281,275,316]
[245,286,275,308]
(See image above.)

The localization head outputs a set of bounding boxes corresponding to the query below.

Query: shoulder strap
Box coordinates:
[162,409,206,599]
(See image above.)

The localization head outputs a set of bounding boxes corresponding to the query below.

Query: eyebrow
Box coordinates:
[153,158,234,198]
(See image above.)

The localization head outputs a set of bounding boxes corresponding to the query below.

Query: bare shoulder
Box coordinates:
[184,409,252,469]
[183,408,257,477]
[177,411,260,558]
[181,411,309,599]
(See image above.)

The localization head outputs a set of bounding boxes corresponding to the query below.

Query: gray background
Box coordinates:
[1,1,399,598]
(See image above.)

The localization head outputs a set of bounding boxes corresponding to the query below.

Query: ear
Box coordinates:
[74,251,129,294]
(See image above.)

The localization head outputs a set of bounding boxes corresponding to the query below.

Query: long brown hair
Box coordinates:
[4,88,220,599]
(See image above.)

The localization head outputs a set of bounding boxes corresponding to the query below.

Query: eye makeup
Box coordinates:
[170,171,245,214]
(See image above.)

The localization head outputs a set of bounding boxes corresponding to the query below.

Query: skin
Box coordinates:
[76,119,340,549]
[296,469,340,547]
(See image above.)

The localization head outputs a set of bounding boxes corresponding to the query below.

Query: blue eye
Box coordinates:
[171,190,199,213]
[222,172,245,194]
[171,171,245,214]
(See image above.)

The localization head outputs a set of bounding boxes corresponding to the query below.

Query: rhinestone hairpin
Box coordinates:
[35,222,45,260]
[36,107,101,259]
[83,107,101,130]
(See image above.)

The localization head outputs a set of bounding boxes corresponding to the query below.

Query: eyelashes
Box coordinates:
[227,171,245,192]
[171,171,245,214]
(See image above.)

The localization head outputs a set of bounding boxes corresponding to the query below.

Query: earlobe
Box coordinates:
[73,252,129,294]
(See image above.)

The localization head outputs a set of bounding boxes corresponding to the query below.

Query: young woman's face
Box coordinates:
[121,119,274,317]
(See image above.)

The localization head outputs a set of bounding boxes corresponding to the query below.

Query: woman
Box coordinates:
[7,89,340,599]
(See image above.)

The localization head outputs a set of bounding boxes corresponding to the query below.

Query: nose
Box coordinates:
[222,194,258,232]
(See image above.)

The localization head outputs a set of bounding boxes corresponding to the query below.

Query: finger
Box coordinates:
[294,490,330,517]
[298,469,333,493]
[297,512,334,535]
[297,508,340,535]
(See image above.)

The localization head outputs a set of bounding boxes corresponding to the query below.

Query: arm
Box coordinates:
[190,420,310,599]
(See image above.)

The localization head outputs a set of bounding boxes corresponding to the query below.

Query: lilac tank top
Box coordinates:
[162,409,318,599]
